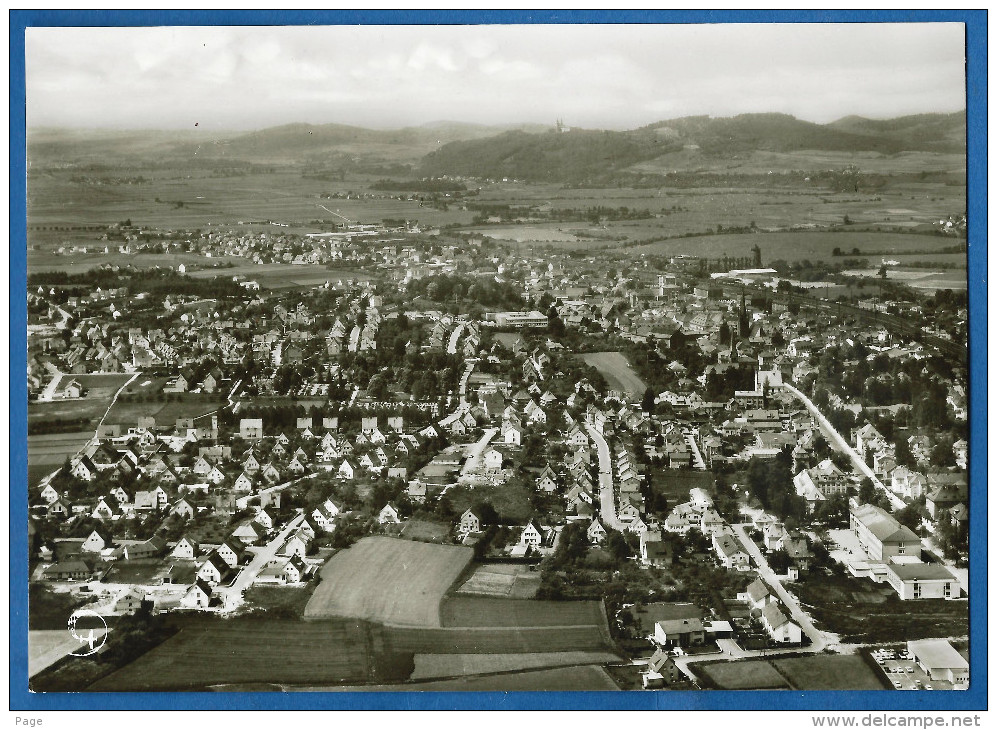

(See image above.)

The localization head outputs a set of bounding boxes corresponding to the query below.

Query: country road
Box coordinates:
[36,371,140,490]
[586,425,625,531]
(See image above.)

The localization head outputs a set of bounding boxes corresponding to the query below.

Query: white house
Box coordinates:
[378,503,401,524]
[459,509,481,534]
[483,449,503,471]
[520,521,543,547]
[761,603,802,644]
[171,537,199,560]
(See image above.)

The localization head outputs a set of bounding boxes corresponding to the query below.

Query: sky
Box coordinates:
[25,23,967,131]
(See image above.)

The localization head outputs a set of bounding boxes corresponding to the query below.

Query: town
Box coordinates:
[27,209,969,692]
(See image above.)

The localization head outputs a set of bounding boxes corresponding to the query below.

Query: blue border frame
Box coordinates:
[10,9,986,712]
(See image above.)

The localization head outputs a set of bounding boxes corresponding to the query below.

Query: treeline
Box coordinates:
[28,269,245,299]
[406,272,524,310]
[370,178,468,192]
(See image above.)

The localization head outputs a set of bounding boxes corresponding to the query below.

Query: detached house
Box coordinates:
[458,509,481,534]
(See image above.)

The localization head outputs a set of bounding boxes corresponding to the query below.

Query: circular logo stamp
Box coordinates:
[67,609,108,657]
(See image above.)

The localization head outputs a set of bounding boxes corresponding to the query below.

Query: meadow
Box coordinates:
[383,624,614,654]
[770,655,888,690]
[28,432,93,486]
[624,231,967,264]
[695,659,790,690]
[304,537,474,626]
[26,168,473,245]
[440,596,610,630]
[455,563,541,599]
[316,664,620,692]
[409,651,622,680]
[86,619,412,691]
[580,352,648,396]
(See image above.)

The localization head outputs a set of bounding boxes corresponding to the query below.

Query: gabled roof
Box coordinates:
[745,578,770,603]
[762,602,793,630]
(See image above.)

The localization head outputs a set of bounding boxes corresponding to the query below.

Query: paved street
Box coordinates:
[586,425,624,530]
[730,523,833,652]
[218,512,305,611]
[461,427,498,475]
[779,382,904,511]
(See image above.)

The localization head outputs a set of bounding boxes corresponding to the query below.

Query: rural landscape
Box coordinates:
[24,24,971,696]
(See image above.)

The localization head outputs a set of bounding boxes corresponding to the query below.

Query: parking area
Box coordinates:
[827,529,871,565]
[869,648,952,691]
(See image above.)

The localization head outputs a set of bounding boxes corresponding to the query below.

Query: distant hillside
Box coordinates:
[27,121,555,168]
[827,111,966,151]
[420,128,681,183]
[28,112,965,178]
[419,112,966,182]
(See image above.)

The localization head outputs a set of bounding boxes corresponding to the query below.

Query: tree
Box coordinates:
[606,530,632,564]
[475,499,499,526]
[641,387,656,414]
[858,477,877,505]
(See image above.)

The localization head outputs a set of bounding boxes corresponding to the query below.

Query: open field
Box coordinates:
[28,431,93,486]
[648,468,716,504]
[186,262,374,290]
[29,630,110,679]
[581,351,648,396]
[441,596,609,630]
[27,169,474,234]
[312,664,621,692]
[624,231,965,264]
[384,625,614,654]
[399,518,452,543]
[695,659,791,690]
[771,655,889,690]
[410,651,622,680]
[789,574,969,643]
[445,481,535,524]
[304,537,473,627]
[29,373,132,426]
[842,266,967,292]
[105,397,223,428]
[455,563,542,599]
[629,149,966,177]
[87,619,411,691]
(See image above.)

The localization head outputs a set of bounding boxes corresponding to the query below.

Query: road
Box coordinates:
[36,371,140,490]
[457,361,475,404]
[38,372,64,402]
[447,323,465,354]
[779,382,904,511]
[730,523,833,652]
[586,425,625,530]
[217,512,305,611]
[460,427,498,476]
[685,433,707,470]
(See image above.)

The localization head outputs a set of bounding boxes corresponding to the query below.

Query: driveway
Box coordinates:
[586,425,624,530]
[730,523,833,652]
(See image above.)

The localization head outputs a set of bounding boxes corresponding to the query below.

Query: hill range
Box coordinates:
[27,111,965,183]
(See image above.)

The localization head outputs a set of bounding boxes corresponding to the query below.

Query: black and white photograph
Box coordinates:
[21,18,976,701]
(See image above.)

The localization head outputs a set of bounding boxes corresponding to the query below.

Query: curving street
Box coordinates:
[586,425,625,530]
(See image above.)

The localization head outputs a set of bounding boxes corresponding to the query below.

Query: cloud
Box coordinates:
[25,23,967,130]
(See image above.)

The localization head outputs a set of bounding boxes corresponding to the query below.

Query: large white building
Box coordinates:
[908,639,969,688]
